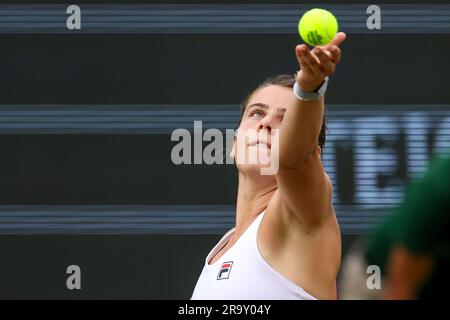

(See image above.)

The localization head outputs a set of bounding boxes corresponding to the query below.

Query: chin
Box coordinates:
[236,162,276,177]
[235,147,274,175]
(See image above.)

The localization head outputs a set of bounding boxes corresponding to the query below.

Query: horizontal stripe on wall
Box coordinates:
[0,103,449,235]
[0,4,450,33]
[0,104,448,133]
[0,204,389,235]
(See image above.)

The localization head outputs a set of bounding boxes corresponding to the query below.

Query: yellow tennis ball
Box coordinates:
[298,8,338,46]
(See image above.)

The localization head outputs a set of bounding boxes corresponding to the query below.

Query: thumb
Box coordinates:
[320,32,346,50]
[329,32,346,47]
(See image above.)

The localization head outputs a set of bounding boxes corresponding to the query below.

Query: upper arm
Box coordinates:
[276,149,332,227]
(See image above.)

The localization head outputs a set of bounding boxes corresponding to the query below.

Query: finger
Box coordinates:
[318,42,341,63]
[296,45,318,72]
[314,47,335,75]
[319,32,346,53]
[330,32,347,47]
[318,45,341,64]
[295,45,312,72]
[328,45,341,64]
[321,49,333,60]
[297,53,313,73]
[302,47,324,76]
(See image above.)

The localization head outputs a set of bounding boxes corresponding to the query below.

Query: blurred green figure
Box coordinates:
[366,155,450,299]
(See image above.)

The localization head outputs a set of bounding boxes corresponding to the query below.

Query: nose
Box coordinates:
[258,115,273,132]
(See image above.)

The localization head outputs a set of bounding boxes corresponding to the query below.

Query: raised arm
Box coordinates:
[279,32,346,168]
[276,32,346,226]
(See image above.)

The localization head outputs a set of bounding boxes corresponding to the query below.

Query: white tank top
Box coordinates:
[191,211,317,300]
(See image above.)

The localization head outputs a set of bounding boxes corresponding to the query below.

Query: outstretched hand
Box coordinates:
[295,32,346,92]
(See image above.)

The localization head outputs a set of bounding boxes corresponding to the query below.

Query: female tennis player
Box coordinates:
[192,32,347,300]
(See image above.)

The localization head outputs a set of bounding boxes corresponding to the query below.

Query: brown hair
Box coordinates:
[239,74,326,153]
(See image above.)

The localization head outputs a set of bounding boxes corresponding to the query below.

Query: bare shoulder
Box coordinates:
[260,176,336,248]
[258,176,341,299]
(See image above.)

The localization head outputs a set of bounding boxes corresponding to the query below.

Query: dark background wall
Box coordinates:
[0,0,449,298]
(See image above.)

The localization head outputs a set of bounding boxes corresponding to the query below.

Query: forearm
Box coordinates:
[276,33,345,169]
[278,95,324,168]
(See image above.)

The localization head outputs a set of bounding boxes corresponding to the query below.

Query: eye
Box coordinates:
[250,110,264,118]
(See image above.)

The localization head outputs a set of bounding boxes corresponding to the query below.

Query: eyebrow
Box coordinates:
[246,103,286,114]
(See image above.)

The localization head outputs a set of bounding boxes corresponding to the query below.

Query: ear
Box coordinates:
[317,146,322,155]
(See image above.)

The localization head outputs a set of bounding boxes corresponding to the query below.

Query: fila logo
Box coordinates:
[217,261,233,280]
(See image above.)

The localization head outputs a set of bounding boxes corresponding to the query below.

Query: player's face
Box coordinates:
[232,85,294,172]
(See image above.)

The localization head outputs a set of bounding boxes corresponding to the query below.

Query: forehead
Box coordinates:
[246,85,294,111]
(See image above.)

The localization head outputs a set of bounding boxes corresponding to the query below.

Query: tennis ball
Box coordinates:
[298,8,338,46]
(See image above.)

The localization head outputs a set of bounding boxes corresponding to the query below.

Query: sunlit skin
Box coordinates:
[210,32,347,299]
[384,246,434,299]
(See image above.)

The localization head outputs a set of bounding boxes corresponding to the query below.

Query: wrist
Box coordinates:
[293,77,329,101]
[299,79,326,93]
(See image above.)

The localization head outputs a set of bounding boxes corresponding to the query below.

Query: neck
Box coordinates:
[235,171,277,233]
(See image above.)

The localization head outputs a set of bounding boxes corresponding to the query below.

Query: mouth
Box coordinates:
[247,140,271,149]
